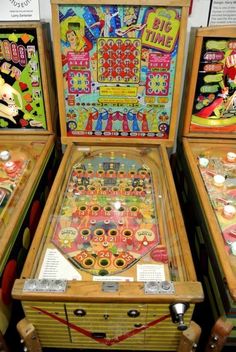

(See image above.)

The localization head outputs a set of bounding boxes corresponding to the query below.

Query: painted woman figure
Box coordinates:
[64,29,92,54]
[103,7,119,37]
[90,7,118,37]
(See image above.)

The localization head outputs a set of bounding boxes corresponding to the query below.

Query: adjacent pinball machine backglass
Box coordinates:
[12,1,203,351]
[176,26,236,346]
[0,22,56,338]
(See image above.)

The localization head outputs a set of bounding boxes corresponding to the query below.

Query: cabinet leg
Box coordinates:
[204,316,233,352]
[0,331,10,352]
[17,318,42,352]
[177,321,201,352]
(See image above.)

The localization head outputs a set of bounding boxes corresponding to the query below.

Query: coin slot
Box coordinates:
[91,332,106,339]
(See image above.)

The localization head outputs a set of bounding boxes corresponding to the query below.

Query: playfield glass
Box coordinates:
[0,140,45,238]
[34,145,189,283]
[58,4,182,139]
[191,142,236,276]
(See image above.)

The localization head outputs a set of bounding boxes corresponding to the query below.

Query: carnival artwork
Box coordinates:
[59,5,181,139]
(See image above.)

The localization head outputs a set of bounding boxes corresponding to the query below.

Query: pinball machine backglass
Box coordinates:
[12,1,203,351]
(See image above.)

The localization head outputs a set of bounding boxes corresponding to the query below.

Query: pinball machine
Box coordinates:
[12,1,203,351]
[174,26,236,349]
[0,22,57,348]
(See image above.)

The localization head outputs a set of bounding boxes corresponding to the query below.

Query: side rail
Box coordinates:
[0,331,10,352]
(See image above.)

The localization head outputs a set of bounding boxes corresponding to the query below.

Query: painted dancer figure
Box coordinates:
[104,109,116,131]
[89,8,106,36]
[95,109,108,131]
[103,7,119,37]
[90,7,119,37]
[127,109,139,132]
[137,110,149,132]
[116,111,130,132]
[85,109,98,131]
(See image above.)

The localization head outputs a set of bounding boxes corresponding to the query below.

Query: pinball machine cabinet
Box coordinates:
[0,22,57,341]
[175,26,236,347]
[12,1,203,351]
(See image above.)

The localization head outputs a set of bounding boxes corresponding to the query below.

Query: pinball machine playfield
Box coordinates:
[12,1,203,351]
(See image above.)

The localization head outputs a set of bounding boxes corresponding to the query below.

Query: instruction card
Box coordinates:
[39,248,82,281]
[209,0,236,25]
[0,0,40,21]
